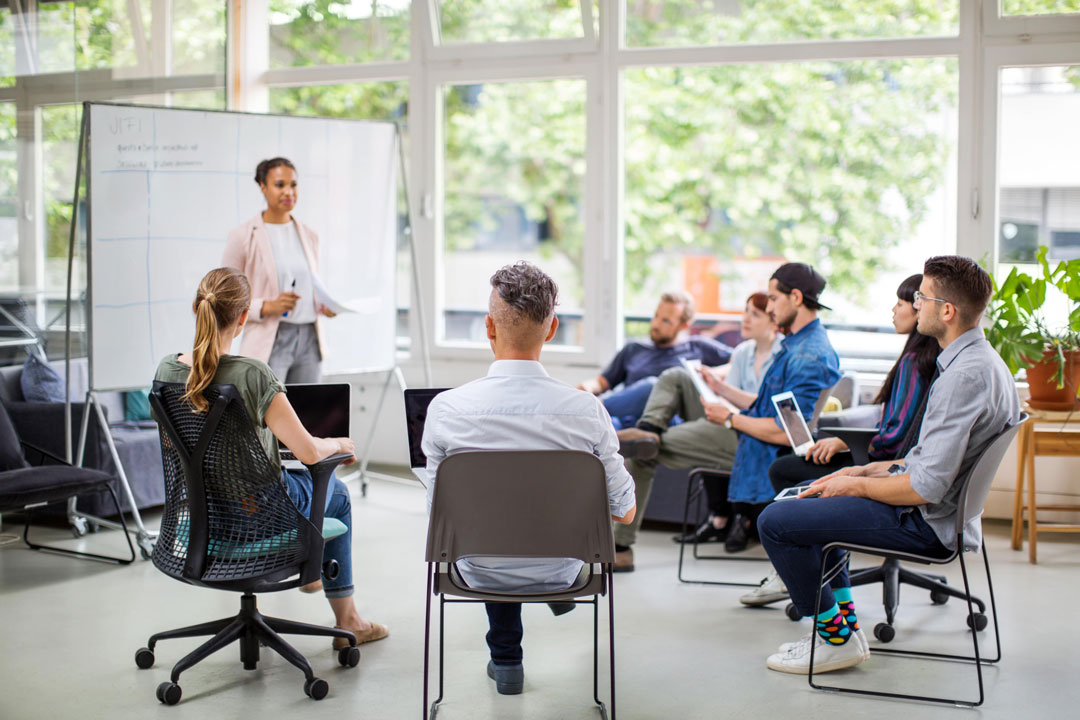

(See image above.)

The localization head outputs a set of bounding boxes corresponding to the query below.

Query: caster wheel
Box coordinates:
[86,520,100,534]
[873,622,896,643]
[338,646,361,668]
[967,613,988,631]
[785,603,802,621]
[134,647,155,669]
[156,681,182,705]
[930,589,950,605]
[71,517,88,538]
[304,677,329,700]
[138,537,155,561]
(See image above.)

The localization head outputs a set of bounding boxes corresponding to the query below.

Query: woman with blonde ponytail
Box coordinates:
[155,267,388,648]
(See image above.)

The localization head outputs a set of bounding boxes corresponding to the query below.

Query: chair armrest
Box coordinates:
[19,439,74,467]
[5,400,111,471]
[301,453,352,533]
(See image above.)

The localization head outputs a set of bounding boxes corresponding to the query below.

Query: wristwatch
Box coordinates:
[724,410,739,430]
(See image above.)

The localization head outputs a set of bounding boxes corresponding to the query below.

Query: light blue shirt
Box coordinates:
[417,359,636,592]
[725,336,783,396]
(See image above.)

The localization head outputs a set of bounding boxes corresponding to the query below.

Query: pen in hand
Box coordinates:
[283,278,296,317]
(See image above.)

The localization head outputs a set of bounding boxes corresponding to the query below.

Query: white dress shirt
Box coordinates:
[264,220,316,324]
[416,359,636,593]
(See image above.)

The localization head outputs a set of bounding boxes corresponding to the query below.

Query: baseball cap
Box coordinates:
[770,263,831,311]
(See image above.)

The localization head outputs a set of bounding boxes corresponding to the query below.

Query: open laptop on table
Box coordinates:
[279,383,351,467]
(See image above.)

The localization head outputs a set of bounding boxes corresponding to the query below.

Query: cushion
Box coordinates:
[175,517,347,560]
[0,465,114,510]
[124,390,153,422]
[20,352,65,403]
[0,401,28,471]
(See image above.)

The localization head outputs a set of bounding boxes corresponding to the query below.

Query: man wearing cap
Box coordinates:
[612,263,841,571]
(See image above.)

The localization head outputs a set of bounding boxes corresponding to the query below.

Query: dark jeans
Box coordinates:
[602,377,658,430]
[282,468,353,598]
[768,452,853,494]
[485,602,524,665]
[757,485,950,617]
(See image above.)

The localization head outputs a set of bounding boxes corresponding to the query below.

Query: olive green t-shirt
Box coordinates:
[153,354,285,463]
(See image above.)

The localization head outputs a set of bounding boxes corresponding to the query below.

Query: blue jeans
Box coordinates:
[757,484,949,617]
[282,469,353,599]
[603,377,658,430]
[485,603,523,665]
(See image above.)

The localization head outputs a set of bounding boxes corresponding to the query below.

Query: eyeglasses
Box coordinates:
[913,290,949,306]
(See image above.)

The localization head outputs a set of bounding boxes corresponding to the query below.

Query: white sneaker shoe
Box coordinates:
[779,628,870,660]
[767,632,866,675]
[740,570,789,606]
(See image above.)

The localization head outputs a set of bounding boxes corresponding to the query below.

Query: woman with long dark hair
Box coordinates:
[740,273,940,606]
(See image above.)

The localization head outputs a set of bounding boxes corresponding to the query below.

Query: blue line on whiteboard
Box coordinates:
[95,298,189,309]
[96,235,222,244]
[98,169,327,178]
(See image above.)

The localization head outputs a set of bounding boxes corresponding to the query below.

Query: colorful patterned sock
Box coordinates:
[815,602,852,645]
[833,587,860,633]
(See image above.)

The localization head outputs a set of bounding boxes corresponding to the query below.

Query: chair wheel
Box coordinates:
[338,646,361,668]
[967,613,988,631]
[156,681,181,705]
[785,603,802,621]
[304,677,329,700]
[134,647,155,669]
[874,622,895,643]
[930,589,950,605]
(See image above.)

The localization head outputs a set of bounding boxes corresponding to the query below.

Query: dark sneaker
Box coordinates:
[673,520,728,544]
[486,660,524,695]
[613,547,635,572]
[724,514,754,553]
[616,428,660,460]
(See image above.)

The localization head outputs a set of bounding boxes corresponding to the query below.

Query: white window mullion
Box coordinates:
[957,0,985,261]
[227,0,268,112]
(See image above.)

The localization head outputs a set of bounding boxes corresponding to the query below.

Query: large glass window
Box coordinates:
[437,1,593,44]
[1002,0,1080,16]
[626,0,959,48]
[0,102,15,291]
[269,0,410,67]
[998,65,1080,264]
[624,59,959,333]
[442,79,586,346]
[172,0,228,74]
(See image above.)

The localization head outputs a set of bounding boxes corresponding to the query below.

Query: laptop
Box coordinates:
[403,388,451,468]
[279,383,351,461]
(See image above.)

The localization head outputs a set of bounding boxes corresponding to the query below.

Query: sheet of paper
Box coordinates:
[312,274,382,315]
[680,357,740,412]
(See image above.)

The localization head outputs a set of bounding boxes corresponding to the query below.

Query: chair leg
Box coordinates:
[981,543,1002,664]
[608,570,616,720]
[896,567,986,613]
[148,616,236,649]
[251,613,315,682]
[22,487,136,565]
[678,474,762,587]
[262,615,355,645]
[168,618,247,683]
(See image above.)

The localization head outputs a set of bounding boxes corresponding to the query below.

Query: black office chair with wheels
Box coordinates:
[808,415,1027,707]
[423,450,618,720]
[134,381,358,705]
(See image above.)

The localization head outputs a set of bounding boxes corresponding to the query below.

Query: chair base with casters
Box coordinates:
[807,540,1000,707]
[423,562,616,720]
[677,468,768,587]
[135,592,359,705]
[3,441,136,565]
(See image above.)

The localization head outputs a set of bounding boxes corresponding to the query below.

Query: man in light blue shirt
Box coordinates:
[757,256,1020,676]
[418,261,636,695]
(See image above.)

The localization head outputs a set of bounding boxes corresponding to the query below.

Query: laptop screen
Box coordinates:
[279,383,351,447]
[403,388,450,468]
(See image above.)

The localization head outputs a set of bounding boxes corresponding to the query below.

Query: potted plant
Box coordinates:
[985,246,1080,411]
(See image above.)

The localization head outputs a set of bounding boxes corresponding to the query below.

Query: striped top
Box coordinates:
[868,351,929,460]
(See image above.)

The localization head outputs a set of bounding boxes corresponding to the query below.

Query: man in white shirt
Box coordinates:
[417,261,637,695]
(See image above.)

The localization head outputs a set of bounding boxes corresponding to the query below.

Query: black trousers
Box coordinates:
[485,603,523,665]
[767,452,854,494]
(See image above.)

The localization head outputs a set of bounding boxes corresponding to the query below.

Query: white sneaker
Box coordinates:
[739,570,789,606]
[779,628,870,661]
[767,632,866,675]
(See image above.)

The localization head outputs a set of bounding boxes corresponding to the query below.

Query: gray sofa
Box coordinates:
[0,358,164,517]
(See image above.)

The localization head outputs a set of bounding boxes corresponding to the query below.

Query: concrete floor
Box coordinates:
[1,475,1077,719]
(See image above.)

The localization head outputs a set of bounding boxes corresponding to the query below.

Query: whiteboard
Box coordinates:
[86,103,399,391]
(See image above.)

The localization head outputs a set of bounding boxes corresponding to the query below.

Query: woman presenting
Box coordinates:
[223,157,335,382]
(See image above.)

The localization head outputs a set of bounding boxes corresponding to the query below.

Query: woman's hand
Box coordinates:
[263,291,300,317]
[337,437,356,464]
[699,365,726,394]
[804,436,848,465]
[319,304,337,318]
[701,397,734,426]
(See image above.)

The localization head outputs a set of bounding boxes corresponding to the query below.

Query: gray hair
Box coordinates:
[489,262,559,325]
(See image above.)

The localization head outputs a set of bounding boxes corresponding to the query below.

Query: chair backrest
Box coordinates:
[425,450,615,566]
[953,414,1029,548]
[150,381,313,587]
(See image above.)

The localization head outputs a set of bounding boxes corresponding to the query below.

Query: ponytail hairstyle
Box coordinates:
[254,157,296,187]
[184,268,251,412]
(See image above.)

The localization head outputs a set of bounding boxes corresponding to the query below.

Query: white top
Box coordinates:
[725,336,783,395]
[264,220,316,324]
[417,359,636,593]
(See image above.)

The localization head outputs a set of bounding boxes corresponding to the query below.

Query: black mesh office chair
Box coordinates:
[424,450,618,720]
[808,415,1027,707]
[134,381,358,705]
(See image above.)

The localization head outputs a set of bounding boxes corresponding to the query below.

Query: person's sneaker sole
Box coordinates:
[618,438,659,460]
[486,661,524,694]
[739,589,790,607]
[766,646,864,675]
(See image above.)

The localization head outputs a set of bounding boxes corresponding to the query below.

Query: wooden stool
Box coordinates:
[1011,405,1080,563]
